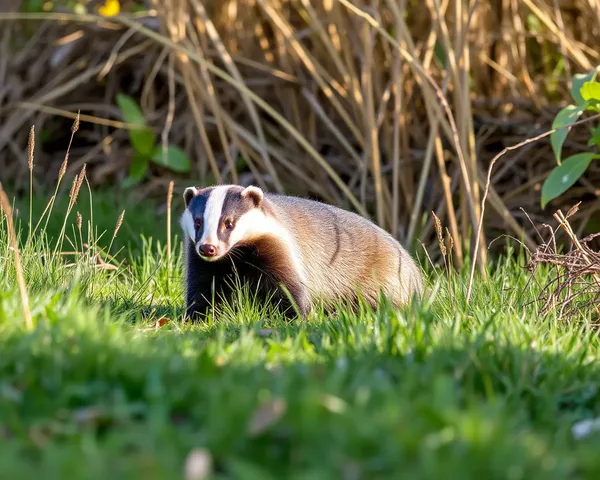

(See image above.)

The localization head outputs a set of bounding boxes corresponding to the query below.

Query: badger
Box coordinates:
[180,184,424,320]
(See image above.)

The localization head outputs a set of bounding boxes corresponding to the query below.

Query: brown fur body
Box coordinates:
[266,194,424,309]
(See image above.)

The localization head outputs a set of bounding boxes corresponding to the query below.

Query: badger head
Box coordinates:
[180,184,267,261]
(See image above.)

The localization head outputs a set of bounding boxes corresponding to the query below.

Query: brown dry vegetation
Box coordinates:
[1,0,600,269]
[525,203,600,323]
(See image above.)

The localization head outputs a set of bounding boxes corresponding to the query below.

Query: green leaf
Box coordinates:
[121,176,141,189]
[526,14,542,34]
[23,0,46,13]
[571,70,598,105]
[235,154,248,171]
[550,104,585,163]
[541,152,599,208]
[226,459,277,480]
[130,154,150,180]
[580,81,600,102]
[121,154,149,189]
[433,40,447,69]
[588,124,600,148]
[151,145,191,173]
[116,93,156,157]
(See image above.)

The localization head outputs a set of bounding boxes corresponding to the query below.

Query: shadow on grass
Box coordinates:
[1,305,600,479]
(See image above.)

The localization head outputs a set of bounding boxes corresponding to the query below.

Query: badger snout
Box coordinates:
[198,243,218,259]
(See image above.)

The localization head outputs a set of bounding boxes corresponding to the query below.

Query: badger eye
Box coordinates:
[194,218,203,230]
[224,219,234,230]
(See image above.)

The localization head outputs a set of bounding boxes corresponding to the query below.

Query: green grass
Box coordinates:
[1,190,600,479]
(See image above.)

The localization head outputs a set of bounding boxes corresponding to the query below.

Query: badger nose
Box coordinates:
[199,244,217,257]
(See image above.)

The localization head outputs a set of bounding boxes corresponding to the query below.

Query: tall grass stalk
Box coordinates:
[167,180,174,265]
[0,183,33,330]
[36,112,80,238]
[55,164,85,255]
[85,177,94,251]
[27,125,34,245]
[106,210,125,258]
[77,211,83,254]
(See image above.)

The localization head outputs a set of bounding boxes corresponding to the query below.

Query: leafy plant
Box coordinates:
[116,93,191,188]
[542,67,600,208]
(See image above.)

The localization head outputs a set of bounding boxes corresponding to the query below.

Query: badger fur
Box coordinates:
[180,184,424,320]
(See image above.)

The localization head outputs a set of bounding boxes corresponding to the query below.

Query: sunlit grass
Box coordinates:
[0,182,599,478]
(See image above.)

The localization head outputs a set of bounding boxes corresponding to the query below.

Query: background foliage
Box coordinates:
[2,0,600,266]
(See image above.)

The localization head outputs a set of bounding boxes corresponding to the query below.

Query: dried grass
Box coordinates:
[1,1,600,267]
[524,203,600,323]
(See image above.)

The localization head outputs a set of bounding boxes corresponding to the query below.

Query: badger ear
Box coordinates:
[241,185,263,207]
[183,186,199,207]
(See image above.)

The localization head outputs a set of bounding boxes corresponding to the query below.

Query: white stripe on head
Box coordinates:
[199,186,229,245]
[180,209,195,242]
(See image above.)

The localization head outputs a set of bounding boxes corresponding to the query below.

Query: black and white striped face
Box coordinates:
[180,184,266,261]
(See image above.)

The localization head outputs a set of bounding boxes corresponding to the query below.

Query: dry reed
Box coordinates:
[1,1,600,268]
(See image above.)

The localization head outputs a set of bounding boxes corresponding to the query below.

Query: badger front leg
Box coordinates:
[185,271,214,321]
[183,242,219,322]
[268,264,311,318]
[280,278,310,318]
[259,237,312,318]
